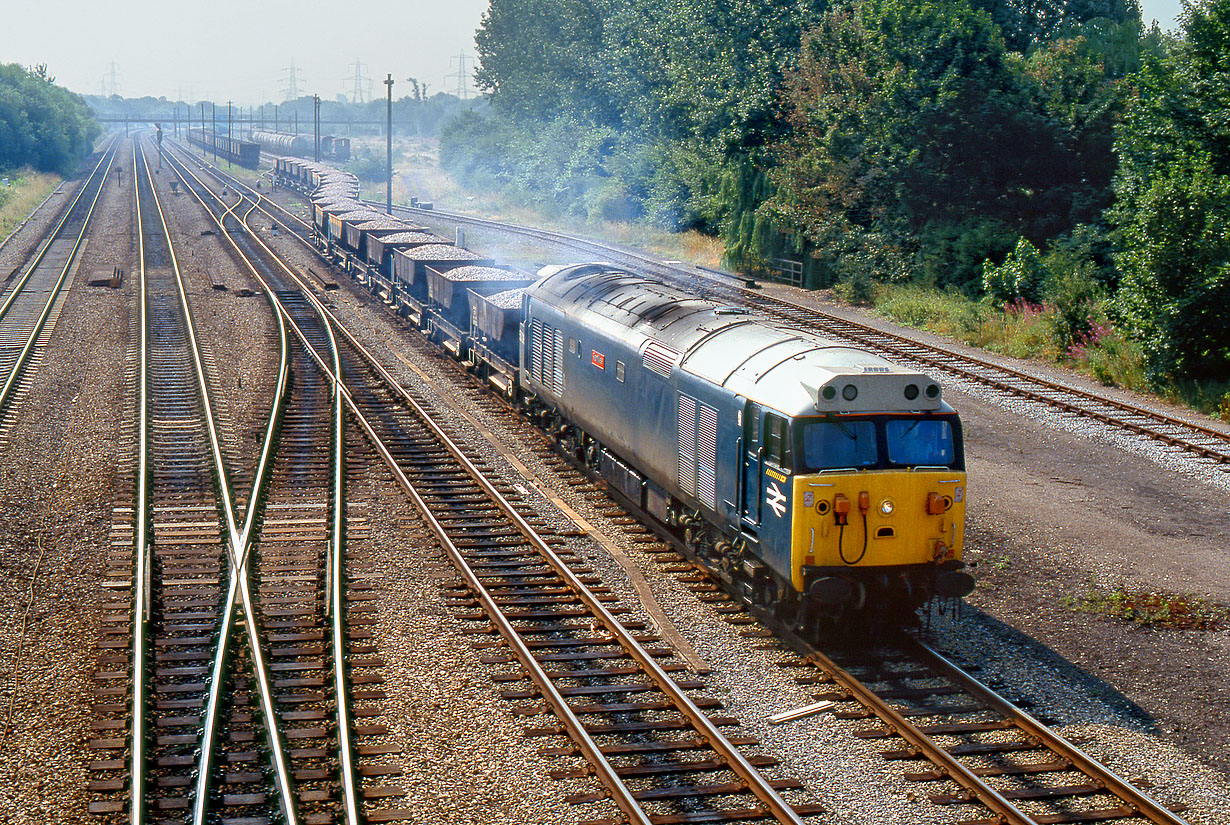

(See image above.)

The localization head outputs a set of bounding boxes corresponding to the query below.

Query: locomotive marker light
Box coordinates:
[879,498,895,516]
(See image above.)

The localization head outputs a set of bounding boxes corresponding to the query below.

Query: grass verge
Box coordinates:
[0,169,63,241]
[871,283,1230,419]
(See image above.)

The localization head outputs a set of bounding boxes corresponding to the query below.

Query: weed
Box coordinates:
[1064,585,1228,630]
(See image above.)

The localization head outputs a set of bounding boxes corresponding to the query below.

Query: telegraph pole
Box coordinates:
[313,95,320,162]
[385,74,394,215]
[227,100,232,168]
[201,102,206,158]
[212,103,217,164]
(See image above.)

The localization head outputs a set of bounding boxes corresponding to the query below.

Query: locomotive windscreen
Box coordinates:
[795,415,961,472]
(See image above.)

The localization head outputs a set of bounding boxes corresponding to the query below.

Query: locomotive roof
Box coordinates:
[528,264,948,416]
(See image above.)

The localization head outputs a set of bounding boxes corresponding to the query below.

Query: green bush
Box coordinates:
[834,271,875,305]
[1044,265,1103,352]
[982,237,1048,305]
[0,64,99,174]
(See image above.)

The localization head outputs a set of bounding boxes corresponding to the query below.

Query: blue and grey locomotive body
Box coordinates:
[519,263,973,619]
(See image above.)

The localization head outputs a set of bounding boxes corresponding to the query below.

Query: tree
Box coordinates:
[969,0,1140,51]
[762,0,1125,290]
[0,63,99,175]
[1111,0,1230,379]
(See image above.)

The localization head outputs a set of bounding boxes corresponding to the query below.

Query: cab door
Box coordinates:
[739,401,762,528]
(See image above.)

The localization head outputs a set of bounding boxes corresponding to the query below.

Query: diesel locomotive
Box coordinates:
[517,264,974,628]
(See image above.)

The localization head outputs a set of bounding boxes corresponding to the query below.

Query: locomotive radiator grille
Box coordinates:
[552,327,565,396]
[643,339,680,378]
[679,395,697,495]
[678,395,718,509]
[696,402,718,508]
[530,318,543,384]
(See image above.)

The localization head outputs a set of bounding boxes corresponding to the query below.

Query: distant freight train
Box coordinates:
[251,130,350,162]
[275,156,974,631]
[186,128,260,169]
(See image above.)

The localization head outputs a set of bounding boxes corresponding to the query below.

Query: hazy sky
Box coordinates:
[0,0,1189,105]
[2,0,490,104]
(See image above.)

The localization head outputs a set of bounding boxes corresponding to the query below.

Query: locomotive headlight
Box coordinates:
[842,384,858,401]
[879,498,895,516]
[821,385,837,401]
[925,383,940,399]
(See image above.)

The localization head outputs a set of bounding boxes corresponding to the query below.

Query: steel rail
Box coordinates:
[133,138,299,825]
[0,137,114,324]
[308,294,805,825]
[0,138,118,415]
[130,137,151,825]
[803,645,1039,825]
[375,199,1230,463]
[243,297,657,825]
[801,637,1189,825]
[171,143,808,823]
[907,637,1191,825]
[165,146,359,825]
[233,206,358,825]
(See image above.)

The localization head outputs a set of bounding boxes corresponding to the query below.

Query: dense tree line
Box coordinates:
[0,64,99,175]
[443,0,1230,384]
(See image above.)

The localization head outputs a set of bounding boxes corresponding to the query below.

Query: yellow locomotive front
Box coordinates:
[787,410,973,611]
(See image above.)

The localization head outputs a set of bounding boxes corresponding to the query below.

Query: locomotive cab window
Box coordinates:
[763,412,790,467]
[885,418,956,467]
[794,414,963,472]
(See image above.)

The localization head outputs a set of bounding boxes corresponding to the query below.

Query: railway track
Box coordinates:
[783,633,1191,825]
[88,135,307,824]
[0,136,117,434]
[165,145,372,825]
[174,145,1199,823]
[378,202,1230,470]
[170,139,828,824]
